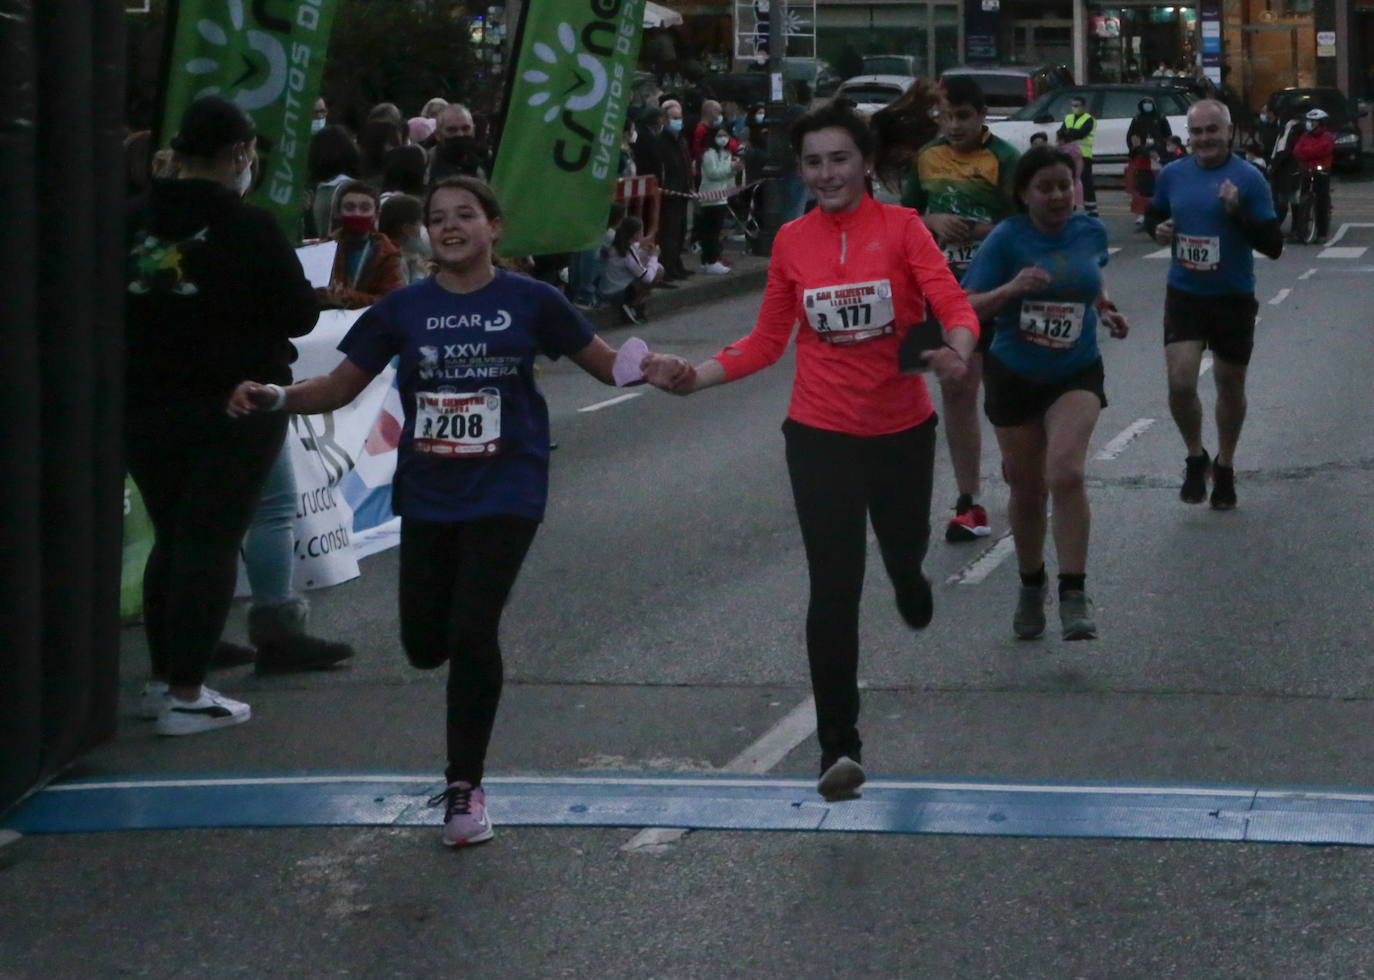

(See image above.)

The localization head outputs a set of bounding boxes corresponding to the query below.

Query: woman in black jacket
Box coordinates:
[125,95,320,735]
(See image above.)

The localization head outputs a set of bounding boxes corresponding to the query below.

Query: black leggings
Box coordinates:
[398,515,539,785]
[782,416,937,768]
[126,401,288,688]
[693,204,726,264]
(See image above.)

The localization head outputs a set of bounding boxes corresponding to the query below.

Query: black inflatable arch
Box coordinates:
[1,2,126,813]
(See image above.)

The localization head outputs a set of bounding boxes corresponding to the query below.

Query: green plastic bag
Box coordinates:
[121,476,154,624]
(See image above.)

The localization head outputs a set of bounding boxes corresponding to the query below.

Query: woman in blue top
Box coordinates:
[227,176,627,848]
[960,146,1130,642]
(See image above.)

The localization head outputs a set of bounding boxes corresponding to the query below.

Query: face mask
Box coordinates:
[439,136,476,162]
[1306,120,1315,131]
[715,136,729,147]
[339,213,374,236]
[629,129,638,144]
[667,118,683,134]
[754,113,765,124]
[311,117,326,134]
[714,115,723,126]
[1142,102,1154,113]
[235,159,254,198]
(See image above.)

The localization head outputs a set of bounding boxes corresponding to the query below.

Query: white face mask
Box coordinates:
[1306,120,1315,131]
[715,136,729,147]
[754,113,765,124]
[311,117,326,134]
[235,159,254,198]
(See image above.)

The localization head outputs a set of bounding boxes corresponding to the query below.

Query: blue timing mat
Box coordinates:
[8,772,1374,845]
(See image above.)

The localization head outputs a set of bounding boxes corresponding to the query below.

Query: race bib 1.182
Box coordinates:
[1174,233,1220,272]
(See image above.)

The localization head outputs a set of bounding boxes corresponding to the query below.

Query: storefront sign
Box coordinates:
[1317,31,1336,58]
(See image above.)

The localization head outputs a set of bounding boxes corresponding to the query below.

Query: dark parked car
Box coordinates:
[940,64,1075,120]
[1266,87,1363,172]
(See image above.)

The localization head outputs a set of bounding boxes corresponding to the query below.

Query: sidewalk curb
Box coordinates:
[586,260,770,333]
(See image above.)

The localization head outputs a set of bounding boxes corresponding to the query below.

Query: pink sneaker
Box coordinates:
[429,781,494,847]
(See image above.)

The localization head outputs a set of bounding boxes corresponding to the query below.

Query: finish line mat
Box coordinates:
[9,773,1374,846]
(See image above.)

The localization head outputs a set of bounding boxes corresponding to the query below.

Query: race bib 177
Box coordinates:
[802,279,896,345]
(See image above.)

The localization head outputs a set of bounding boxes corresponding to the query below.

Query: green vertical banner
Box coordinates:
[491,0,645,255]
[158,0,339,240]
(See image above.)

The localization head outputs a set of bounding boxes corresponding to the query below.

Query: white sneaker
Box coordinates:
[137,681,169,720]
[155,688,250,736]
[702,261,731,275]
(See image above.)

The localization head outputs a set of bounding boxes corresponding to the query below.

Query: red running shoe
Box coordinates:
[946,504,991,542]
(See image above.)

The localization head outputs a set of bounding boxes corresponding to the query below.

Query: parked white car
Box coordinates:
[834,74,916,118]
[986,84,1197,177]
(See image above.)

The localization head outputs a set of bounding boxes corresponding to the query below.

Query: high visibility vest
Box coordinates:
[1064,112,1095,159]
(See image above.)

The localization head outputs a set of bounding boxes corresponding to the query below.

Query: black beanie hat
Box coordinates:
[170,95,256,157]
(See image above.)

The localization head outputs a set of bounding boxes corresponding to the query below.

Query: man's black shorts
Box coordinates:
[983,353,1107,429]
[1163,285,1259,366]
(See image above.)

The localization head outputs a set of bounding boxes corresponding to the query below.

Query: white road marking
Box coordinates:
[1107,247,1122,255]
[623,696,820,852]
[1268,288,1291,306]
[1200,353,1213,377]
[948,535,1017,586]
[578,392,642,413]
[1318,246,1367,259]
[1299,268,1318,280]
[1145,247,1171,260]
[1094,418,1155,461]
[1322,222,1374,247]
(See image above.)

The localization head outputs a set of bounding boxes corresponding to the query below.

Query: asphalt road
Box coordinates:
[8,179,1374,978]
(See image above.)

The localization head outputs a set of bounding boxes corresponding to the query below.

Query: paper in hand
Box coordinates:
[612,336,651,386]
[296,240,338,289]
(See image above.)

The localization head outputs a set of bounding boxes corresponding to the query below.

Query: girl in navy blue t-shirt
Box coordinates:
[961,146,1130,644]
[229,176,627,847]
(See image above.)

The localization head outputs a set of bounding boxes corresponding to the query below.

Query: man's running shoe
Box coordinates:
[155,688,250,735]
[1210,463,1237,510]
[817,756,865,802]
[946,503,991,541]
[1059,591,1097,641]
[1180,450,1210,503]
[137,681,170,720]
[429,781,494,846]
[1013,582,1048,640]
[895,575,933,629]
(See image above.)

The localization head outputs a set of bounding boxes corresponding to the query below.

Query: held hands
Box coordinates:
[1152,218,1174,247]
[640,353,697,395]
[225,381,282,417]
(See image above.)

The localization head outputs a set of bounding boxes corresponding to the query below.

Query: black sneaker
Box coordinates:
[209,640,257,669]
[895,575,933,629]
[254,635,355,675]
[1180,449,1210,503]
[1210,463,1237,510]
[620,303,641,324]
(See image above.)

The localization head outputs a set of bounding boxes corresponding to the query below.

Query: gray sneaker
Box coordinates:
[1013,582,1048,640]
[1059,590,1097,641]
[817,756,865,802]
